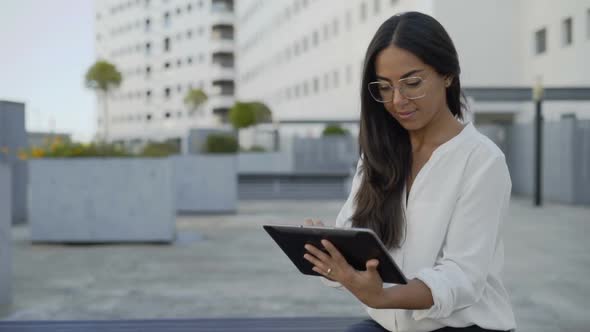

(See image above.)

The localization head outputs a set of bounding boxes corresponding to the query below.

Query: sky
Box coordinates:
[0,0,96,142]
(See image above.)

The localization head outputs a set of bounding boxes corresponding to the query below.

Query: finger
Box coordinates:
[304,219,314,226]
[304,253,329,271]
[366,259,379,273]
[304,244,331,261]
[320,239,346,262]
[312,266,331,277]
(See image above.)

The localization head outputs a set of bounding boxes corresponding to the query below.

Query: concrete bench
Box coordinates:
[0,317,364,331]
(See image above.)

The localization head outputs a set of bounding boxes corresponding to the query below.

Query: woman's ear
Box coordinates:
[444,76,453,88]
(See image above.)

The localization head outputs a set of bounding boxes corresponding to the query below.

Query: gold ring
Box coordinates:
[326,268,332,275]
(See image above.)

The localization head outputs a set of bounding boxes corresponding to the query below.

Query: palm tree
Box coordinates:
[183,88,208,116]
[84,60,122,142]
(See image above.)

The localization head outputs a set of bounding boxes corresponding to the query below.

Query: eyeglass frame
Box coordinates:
[367,76,428,103]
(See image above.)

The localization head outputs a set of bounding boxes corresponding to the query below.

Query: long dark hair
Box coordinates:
[352,12,465,249]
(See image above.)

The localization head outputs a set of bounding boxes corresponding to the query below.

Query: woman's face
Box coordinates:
[373,45,450,132]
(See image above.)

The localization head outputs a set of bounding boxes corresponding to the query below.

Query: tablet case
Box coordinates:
[263,225,407,284]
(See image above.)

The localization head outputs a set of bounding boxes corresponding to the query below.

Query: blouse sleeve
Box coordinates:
[412,154,511,320]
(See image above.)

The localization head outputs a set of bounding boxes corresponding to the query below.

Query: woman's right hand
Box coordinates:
[304,218,325,227]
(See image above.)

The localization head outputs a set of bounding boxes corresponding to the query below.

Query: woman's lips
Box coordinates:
[397,111,416,120]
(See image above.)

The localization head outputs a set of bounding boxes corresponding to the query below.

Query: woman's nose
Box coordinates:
[392,88,408,107]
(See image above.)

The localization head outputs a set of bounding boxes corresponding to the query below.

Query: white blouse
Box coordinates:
[323,122,516,332]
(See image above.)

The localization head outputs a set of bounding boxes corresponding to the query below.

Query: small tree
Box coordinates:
[228,102,256,130]
[250,102,272,124]
[184,88,208,116]
[85,60,122,142]
[228,101,272,130]
[205,134,238,154]
[322,124,349,136]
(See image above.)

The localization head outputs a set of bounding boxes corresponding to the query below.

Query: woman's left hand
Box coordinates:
[303,239,386,308]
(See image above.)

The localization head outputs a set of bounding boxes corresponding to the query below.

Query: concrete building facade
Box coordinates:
[94,0,236,147]
[235,0,590,136]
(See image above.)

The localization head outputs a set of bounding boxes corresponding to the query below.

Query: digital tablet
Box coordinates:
[263,224,407,284]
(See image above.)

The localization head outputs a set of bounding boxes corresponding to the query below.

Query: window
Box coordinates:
[374,0,380,15]
[360,2,368,22]
[145,42,151,54]
[286,87,292,100]
[333,18,339,36]
[164,61,171,69]
[324,72,330,90]
[164,37,170,51]
[177,85,182,92]
[587,9,590,39]
[333,70,340,88]
[146,90,152,98]
[302,37,308,52]
[535,28,547,54]
[345,11,352,30]
[176,7,181,15]
[163,12,170,27]
[391,0,398,5]
[303,81,309,96]
[187,29,193,38]
[187,4,192,11]
[146,114,152,121]
[313,77,319,93]
[562,17,573,46]
[346,64,352,84]
[323,23,330,40]
[312,30,319,47]
[187,57,193,65]
[164,87,171,98]
[177,59,182,67]
[165,112,171,118]
[145,66,151,76]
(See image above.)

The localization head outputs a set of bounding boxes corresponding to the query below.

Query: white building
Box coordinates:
[94,0,235,147]
[235,0,590,139]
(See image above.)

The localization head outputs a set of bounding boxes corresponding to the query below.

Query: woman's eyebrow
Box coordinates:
[376,69,424,82]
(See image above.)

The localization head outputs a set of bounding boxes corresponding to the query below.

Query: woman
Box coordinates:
[303,12,516,332]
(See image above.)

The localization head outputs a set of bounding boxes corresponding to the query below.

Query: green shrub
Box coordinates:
[322,124,349,136]
[21,137,132,159]
[249,145,266,152]
[139,142,180,157]
[205,134,238,154]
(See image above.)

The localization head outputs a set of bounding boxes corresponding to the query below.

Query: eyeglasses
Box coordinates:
[368,76,427,103]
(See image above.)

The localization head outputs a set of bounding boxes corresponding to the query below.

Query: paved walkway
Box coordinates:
[3,197,590,332]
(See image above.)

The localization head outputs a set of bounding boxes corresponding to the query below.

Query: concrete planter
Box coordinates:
[0,163,12,309]
[171,155,237,214]
[238,152,294,174]
[28,158,175,243]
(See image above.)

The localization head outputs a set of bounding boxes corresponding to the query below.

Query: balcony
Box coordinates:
[211,0,233,13]
[210,11,234,26]
[211,80,235,97]
[210,65,235,81]
[208,94,235,110]
[210,40,234,54]
[211,24,234,40]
